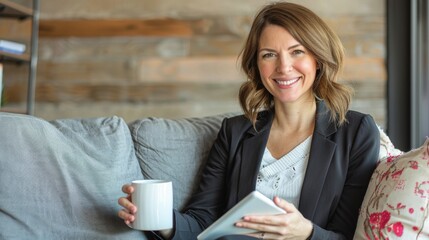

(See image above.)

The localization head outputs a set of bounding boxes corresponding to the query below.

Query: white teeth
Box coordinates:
[275,77,299,86]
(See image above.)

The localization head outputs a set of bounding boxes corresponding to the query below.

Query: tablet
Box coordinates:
[197,191,286,240]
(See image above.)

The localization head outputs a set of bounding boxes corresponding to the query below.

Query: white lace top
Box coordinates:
[255,136,312,207]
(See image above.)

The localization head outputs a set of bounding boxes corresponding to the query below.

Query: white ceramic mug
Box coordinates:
[130,180,173,231]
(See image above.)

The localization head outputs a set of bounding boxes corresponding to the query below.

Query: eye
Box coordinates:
[291,49,305,56]
[261,52,276,59]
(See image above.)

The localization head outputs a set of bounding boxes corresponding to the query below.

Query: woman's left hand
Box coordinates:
[235,196,313,240]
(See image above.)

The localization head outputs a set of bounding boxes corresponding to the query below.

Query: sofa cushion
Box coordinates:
[354,138,429,239]
[0,113,146,239]
[129,113,237,210]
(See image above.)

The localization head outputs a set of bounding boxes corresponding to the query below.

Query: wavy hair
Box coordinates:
[239,2,353,127]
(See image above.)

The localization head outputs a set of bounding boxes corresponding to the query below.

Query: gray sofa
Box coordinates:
[0,112,234,239]
[1,112,427,240]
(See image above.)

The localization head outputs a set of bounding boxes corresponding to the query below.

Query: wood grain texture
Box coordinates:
[39,19,193,37]
[3,80,383,103]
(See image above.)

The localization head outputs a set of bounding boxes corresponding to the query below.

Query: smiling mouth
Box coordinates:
[275,77,300,86]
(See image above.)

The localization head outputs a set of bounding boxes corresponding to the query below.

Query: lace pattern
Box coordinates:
[256,136,312,207]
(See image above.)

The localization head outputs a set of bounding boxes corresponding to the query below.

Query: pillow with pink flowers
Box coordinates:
[354,138,429,239]
[377,125,403,159]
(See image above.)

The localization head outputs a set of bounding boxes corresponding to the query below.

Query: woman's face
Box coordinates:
[257,24,317,105]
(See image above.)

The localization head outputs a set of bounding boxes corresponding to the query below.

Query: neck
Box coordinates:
[272,99,317,132]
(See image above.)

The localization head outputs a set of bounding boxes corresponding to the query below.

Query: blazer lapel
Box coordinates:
[236,111,273,201]
[299,101,337,220]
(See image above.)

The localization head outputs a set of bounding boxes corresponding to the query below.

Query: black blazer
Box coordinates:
[170,101,380,240]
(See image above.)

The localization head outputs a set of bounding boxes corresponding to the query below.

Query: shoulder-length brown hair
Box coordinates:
[239,2,352,126]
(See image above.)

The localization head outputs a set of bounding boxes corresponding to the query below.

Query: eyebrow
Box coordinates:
[288,44,302,50]
[259,44,302,52]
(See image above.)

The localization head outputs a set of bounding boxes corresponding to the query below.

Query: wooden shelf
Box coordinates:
[0,50,30,62]
[0,0,38,115]
[0,0,33,19]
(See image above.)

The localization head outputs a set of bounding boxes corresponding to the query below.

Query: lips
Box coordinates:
[274,77,300,86]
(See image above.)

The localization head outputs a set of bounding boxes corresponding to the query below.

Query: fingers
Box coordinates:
[274,196,296,213]
[118,184,137,224]
[118,209,135,224]
[118,196,137,224]
[236,215,282,231]
[237,219,285,240]
[240,197,313,239]
[122,184,134,194]
[235,197,298,237]
[118,197,137,213]
[237,196,295,228]
[118,195,137,221]
[247,231,273,240]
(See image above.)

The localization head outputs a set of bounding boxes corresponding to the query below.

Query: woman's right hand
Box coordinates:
[118,184,174,239]
[118,184,137,225]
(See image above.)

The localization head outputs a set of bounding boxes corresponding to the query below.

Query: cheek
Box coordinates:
[297,59,317,75]
[258,62,275,78]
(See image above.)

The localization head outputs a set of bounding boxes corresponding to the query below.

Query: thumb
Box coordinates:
[274,196,297,213]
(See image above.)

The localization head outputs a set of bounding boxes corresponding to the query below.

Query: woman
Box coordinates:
[118,2,380,239]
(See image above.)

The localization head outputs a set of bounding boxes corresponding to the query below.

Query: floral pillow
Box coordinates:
[354,138,429,239]
[378,125,403,159]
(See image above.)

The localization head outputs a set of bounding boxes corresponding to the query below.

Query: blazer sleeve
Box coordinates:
[169,117,234,240]
[312,114,380,240]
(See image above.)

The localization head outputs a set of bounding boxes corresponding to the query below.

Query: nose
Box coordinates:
[276,55,293,73]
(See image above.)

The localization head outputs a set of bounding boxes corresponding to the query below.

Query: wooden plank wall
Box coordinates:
[0,0,386,125]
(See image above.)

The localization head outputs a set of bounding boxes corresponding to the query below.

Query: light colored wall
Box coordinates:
[3,0,386,126]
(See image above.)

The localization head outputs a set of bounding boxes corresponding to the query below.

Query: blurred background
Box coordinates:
[0,0,386,124]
